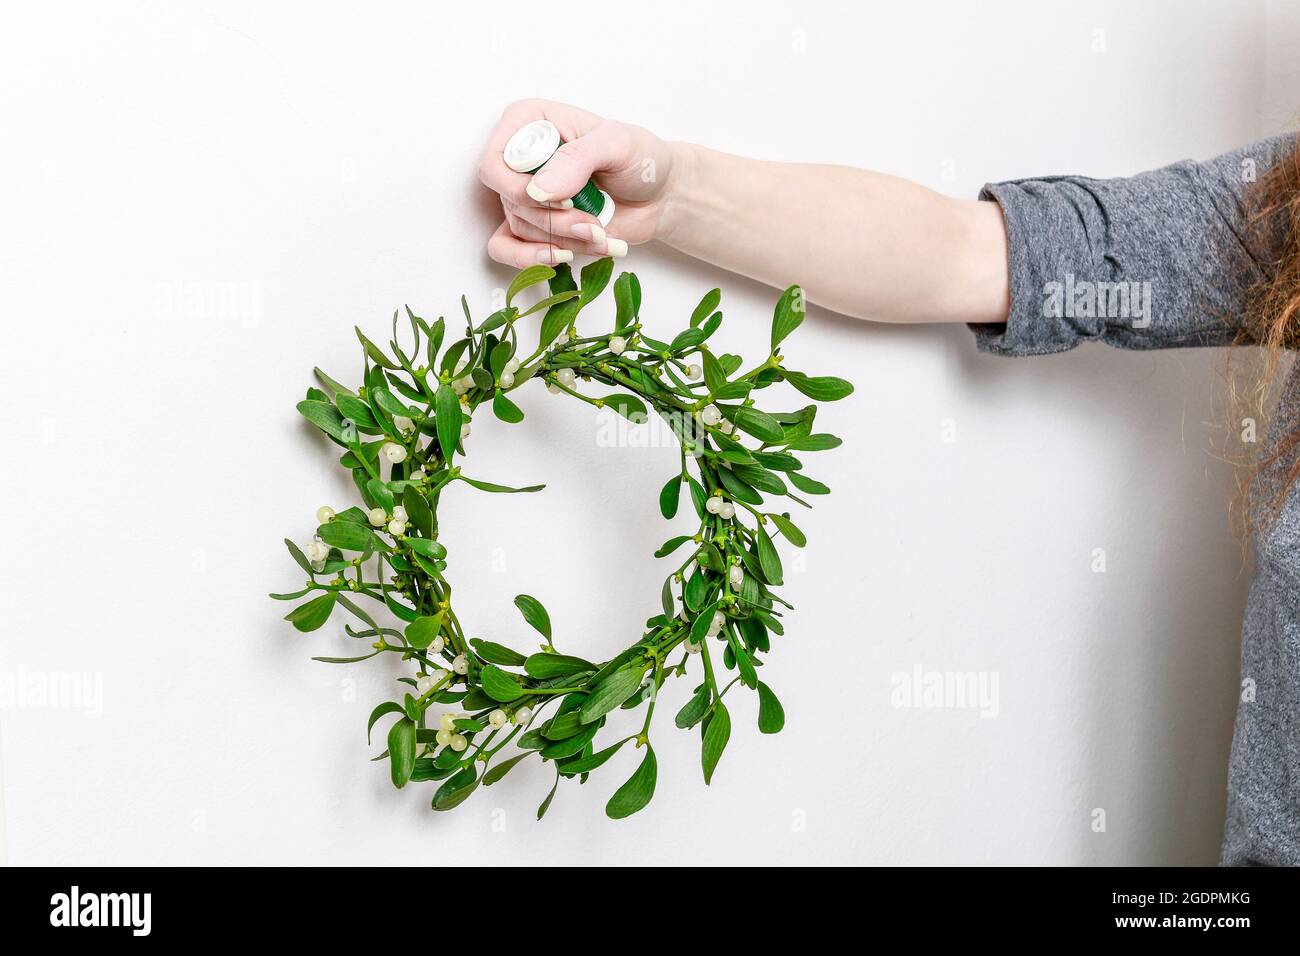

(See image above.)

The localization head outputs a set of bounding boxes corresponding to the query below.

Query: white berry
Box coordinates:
[513,706,533,725]
[488,709,507,729]
[368,507,387,527]
[304,540,329,564]
[547,382,561,394]
[391,506,407,523]
[499,371,515,388]
[686,363,702,381]
[429,636,445,655]
[718,502,736,520]
[450,734,468,752]
[504,357,521,374]
[381,442,407,464]
[557,368,576,388]
[409,468,426,480]
[706,496,723,514]
[435,729,452,746]
[393,415,414,434]
[719,419,734,434]
[460,423,471,440]
[684,638,702,654]
[729,565,744,588]
[387,518,406,536]
[416,675,437,695]
[316,506,335,524]
[439,713,456,732]
[701,404,722,426]
[608,335,626,355]
[452,654,468,675]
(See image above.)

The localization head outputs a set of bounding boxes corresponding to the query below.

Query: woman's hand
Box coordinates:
[478,99,678,267]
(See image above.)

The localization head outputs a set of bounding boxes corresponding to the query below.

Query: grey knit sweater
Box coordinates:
[971,135,1299,865]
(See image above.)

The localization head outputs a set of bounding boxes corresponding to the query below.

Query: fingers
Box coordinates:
[527,122,632,204]
[486,220,604,269]
[501,198,608,247]
[477,98,604,207]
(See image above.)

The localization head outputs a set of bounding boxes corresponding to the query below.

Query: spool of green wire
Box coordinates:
[503,120,615,227]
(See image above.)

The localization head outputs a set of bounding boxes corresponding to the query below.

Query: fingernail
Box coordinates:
[605,237,628,258]
[558,198,574,210]
[526,180,552,203]
[539,248,573,265]
[570,222,606,246]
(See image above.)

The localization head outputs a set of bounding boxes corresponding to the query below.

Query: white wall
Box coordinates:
[0,0,1286,865]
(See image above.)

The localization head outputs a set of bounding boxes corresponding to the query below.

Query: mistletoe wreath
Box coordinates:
[275,257,852,818]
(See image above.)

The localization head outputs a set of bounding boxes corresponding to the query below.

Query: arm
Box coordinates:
[478,100,1292,350]
[658,145,1011,325]
[478,99,1008,324]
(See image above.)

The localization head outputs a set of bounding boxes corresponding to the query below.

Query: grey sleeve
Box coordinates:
[969,135,1295,357]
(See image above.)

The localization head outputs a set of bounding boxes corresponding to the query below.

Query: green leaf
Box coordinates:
[335,394,379,430]
[771,285,805,352]
[284,538,314,575]
[754,524,783,585]
[296,400,347,441]
[387,717,416,789]
[403,487,433,538]
[406,536,445,559]
[365,477,393,512]
[313,367,354,398]
[405,613,445,650]
[540,722,600,760]
[518,289,581,318]
[659,475,681,520]
[538,296,581,350]
[560,737,631,775]
[356,327,400,369]
[787,471,831,495]
[316,521,373,552]
[732,406,785,444]
[603,393,647,422]
[579,668,645,724]
[435,382,461,463]
[483,752,531,786]
[524,653,594,679]
[757,681,786,734]
[701,701,731,785]
[507,264,555,305]
[675,685,710,729]
[782,371,854,401]
[480,664,525,703]
[691,288,721,328]
[513,594,551,641]
[654,535,692,558]
[471,639,527,667]
[785,433,842,452]
[613,272,641,331]
[367,701,403,744]
[768,513,807,547]
[433,767,479,810]
[458,475,545,494]
[490,339,515,378]
[605,745,657,819]
[493,389,524,423]
[537,774,559,819]
[702,350,727,395]
[579,256,615,304]
[285,593,336,632]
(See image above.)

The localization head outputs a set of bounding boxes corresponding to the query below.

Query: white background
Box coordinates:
[1,0,1293,865]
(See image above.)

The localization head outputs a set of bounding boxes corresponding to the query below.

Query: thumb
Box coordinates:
[527,124,626,203]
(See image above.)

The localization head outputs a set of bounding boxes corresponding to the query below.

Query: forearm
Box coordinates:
[657,143,1010,325]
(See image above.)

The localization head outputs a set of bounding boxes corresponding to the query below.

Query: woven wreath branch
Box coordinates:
[274,258,852,818]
